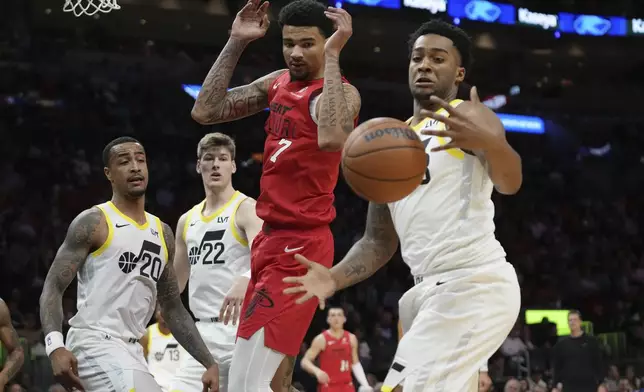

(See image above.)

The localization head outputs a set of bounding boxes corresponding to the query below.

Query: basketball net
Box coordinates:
[63,0,120,16]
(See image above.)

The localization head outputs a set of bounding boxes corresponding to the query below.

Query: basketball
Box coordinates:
[342,117,427,204]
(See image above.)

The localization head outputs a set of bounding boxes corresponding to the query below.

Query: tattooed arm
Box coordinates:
[0,300,24,387]
[157,222,215,369]
[40,208,104,336]
[190,37,286,125]
[315,53,361,151]
[329,202,398,290]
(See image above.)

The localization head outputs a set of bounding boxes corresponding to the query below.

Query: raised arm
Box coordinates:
[0,300,24,388]
[330,202,399,291]
[40,208,104,337]
[190,0,285,125]
[300,334,327,381]
[315,7,361,151]
[173,212,190,293]
[191,63,286,125]
[156,222,215,370]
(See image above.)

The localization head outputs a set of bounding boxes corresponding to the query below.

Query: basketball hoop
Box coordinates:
[63,0,120,16]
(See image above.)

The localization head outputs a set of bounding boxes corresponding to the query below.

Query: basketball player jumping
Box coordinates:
[284,19,522,392]
[301,307,371,392]
[191,1,360,390]
[39,137,219,391]
[141,305,180,392]
[0,299,24,391]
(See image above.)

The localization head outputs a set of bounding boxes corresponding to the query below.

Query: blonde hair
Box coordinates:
[197,132,236,159]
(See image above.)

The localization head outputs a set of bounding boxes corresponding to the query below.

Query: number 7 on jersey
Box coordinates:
[269,138,292,163]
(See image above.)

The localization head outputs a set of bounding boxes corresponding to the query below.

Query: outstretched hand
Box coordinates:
[230,0,271,42]
[282,254,337,309]
[324,7,353,55]
[420,86,505,152]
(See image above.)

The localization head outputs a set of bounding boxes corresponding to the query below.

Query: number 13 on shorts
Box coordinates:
[269,138,292,163]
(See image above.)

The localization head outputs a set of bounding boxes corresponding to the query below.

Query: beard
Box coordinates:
[125,187,146,199]
[289,69,310,81]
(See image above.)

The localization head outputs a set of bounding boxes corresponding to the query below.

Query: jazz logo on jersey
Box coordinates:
[188,230,226,266]
[154,343,180,362]
[118,240,163,282]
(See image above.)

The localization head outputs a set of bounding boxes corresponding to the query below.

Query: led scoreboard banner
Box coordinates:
[333,0,643,38]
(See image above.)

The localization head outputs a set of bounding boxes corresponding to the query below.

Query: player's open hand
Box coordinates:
[282,254,337,309]
[315,368,330,385]
[324,7,352,56]
[420,86,506,153]
[219,275,249,326]
[201,364,220,392]
[231,0,270,42]
[49,348,85,391]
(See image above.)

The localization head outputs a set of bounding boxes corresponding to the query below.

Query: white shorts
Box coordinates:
[169,320,236,392]
[66,327,160,392]
[383,260,521,392]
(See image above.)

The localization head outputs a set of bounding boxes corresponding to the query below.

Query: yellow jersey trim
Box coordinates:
[408,99,465,160]
[107,201,150,230]
[146,327,152,355]
[91,205,113,257]
[182,206,196,242]
[199,191,240,223]
[156,218,169,263]
[230,197,249,247]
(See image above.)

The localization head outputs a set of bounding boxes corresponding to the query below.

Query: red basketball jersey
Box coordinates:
[256,72,355,228]
[319,330,353,385]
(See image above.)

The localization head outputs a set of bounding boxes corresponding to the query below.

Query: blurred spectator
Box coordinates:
[504,378,521,392]
[606,365,621,392]
[553,311,603,392]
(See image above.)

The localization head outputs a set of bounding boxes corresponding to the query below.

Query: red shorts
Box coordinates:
[237,225,334,356]
[318,382,355,392]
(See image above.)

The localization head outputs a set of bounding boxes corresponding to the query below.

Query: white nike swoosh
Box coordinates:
[284,246,304,253]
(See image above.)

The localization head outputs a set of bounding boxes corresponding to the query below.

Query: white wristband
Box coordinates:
[45,331,65,357]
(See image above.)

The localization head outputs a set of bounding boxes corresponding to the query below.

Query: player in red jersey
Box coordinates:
[301,308,372,392]
[191,0,361,390]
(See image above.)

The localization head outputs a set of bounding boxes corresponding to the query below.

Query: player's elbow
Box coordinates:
[191,105,220,125]
[495,176,522,195]
[318,137,344,152]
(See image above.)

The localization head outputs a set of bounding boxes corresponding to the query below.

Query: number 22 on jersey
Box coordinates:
[269,138,292,163]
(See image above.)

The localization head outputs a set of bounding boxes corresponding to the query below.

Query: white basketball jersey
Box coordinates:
[388,99,506,276]
[69,202,168,340]
[183,191,251,319]
[146,323,180,392]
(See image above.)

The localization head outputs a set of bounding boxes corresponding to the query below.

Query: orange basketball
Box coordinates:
[342,117,427,204]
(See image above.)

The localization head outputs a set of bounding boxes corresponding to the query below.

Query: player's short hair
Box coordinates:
[197,132,236,159]
[102,136,143,166]
[278,0,334,38]
[328,306,345,315]
[408,19,473,72]
[568,309,582,319]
